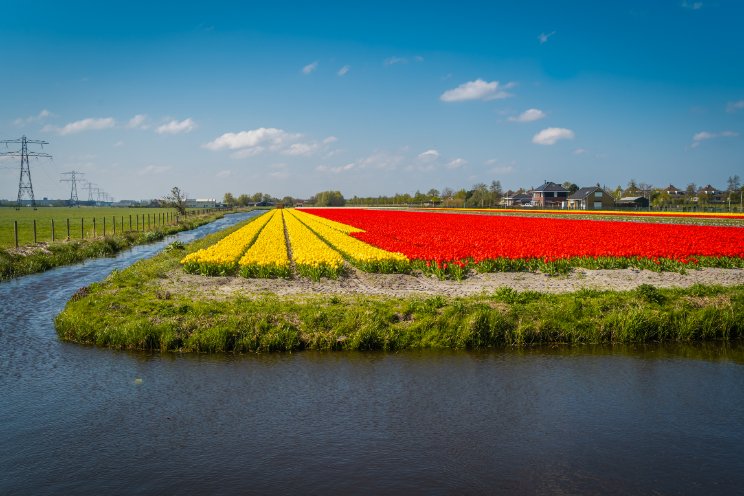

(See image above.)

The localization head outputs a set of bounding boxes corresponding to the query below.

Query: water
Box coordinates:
[1,212,744,494]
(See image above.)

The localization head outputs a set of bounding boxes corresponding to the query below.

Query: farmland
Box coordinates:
[180,207,744,280]
[0,206,180,248]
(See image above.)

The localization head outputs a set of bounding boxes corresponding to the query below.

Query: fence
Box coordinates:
[3,208,222,249]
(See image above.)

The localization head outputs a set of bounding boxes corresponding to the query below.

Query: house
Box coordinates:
[664,184,685,197]
[696,185,725,203]
[531,181,569,207]
[501,191,532,207]
[185,198,217,208]
[616,196,649,208]
[566,186,614,210]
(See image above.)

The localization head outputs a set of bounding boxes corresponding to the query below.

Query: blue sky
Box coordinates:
[1,1,742,201]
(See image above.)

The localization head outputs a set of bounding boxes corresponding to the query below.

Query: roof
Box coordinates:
[617,196,646,202]
[532,181,568,193]
[568,186,601,200]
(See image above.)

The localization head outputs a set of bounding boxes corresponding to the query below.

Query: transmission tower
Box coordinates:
[60,171,84,207]
[0,135,51,210]
[83,181,97,203]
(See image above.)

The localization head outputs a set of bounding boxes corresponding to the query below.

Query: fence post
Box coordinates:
[113,216,116,235]
[93,218,97,237]
[33,220,37,244]
[14,221,18,248]
[67,218,70,240]
[81,218,84,239]
[136,215,139,231]
[52,219,55,242]
[129,214,132,231]
[103,217,106,236]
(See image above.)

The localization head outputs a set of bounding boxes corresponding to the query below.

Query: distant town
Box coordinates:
[2,175,742,212]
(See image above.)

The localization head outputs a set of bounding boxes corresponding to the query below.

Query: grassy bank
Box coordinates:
[0,210,231,281]
[54,217,743,352]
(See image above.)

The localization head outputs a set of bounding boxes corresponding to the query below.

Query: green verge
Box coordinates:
[0,211,232,281]
[54,218,744,352]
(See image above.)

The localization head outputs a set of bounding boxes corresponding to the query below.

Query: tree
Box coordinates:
[489,180,503,206]
[727,175,741,191]
[237,194,250,207]
[223,192,236,207]
[562,181,579,194]
[441,187,454,199]
[314,190,346,206]
[162,186,187,215]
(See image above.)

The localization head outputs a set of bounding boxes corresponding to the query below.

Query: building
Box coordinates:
[501,191,532,207]
[664,184,685,197]
[616,196,649,208]
[696,185,725,204]
[531,181,569,207]
[185,198,217,208]
[566,186,615,210]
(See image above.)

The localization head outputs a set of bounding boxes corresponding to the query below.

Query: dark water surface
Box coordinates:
[2,212,744,494]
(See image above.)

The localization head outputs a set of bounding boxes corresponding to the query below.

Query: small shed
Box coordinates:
[616,196,649,208]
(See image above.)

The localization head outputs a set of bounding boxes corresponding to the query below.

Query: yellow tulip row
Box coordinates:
[283,208,345,279]
[296,209,364,233]
[181,211,274,275]
[238,210,291,278]
[286,209,409,272]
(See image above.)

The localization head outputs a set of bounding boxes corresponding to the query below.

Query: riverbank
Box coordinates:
[55,216,744,352]
[0,210,239,281]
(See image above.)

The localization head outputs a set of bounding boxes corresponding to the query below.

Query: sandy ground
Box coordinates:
[158,266,744,300]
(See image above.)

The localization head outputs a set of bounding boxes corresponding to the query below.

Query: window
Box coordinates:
[594,202,603,209]
[594,191,603,198]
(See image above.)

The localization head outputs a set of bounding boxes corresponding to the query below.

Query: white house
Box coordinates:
[185,198,217,208]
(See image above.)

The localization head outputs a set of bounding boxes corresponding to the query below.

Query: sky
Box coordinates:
[1,0,743,201]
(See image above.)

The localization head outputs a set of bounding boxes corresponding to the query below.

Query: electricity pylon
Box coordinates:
[60,171,84,207]
[0,135,52,210]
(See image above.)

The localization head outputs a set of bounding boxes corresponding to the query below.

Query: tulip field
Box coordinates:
[182,208,744,279]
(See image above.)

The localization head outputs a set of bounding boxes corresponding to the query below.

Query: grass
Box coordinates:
[0,210,229,281]
[54,218,744,353]
[0,206,217,248]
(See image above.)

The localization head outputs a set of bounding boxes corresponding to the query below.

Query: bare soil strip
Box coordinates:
[158,265,744,300]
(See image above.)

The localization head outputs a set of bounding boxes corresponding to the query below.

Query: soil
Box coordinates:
[158,265,744,300]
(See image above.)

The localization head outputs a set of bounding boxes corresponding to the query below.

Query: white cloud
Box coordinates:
[337,65,350,76]
[44,117,116,135]
[284,142,318,156]
[113,140,125,147]
[204,127,334,158]
[681,1,703,9]
[573,148,587,155]
[316,163,356,174]
[532,127,575,145]
[692,130,739,147]
[216,170,232,178]
[270,171,290,179]
[156,118,196,135]
[137,165,172,176]
[485,159,515,174]
[509,108,546,123]
[205,128,291,150]
[446,158,467,169]
[440,79,514,102]
[127,114,149,129]
[538,31,556,44]
[726,100,744,113]
[417,149,440,161]
[14,109,53,127]
[384,56,408,66]
[302,61,318,74]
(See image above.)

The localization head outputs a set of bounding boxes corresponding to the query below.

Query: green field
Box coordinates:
[0,206,182,248]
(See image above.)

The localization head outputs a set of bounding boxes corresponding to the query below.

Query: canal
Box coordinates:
[1,211,743,494]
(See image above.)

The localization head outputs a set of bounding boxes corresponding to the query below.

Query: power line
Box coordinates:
[0,135,52,210]
[60,170,84,207]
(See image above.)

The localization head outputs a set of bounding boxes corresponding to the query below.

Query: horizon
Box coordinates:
[1,1,742,202]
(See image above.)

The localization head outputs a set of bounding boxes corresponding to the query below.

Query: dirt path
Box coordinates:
[159,266,744,300]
